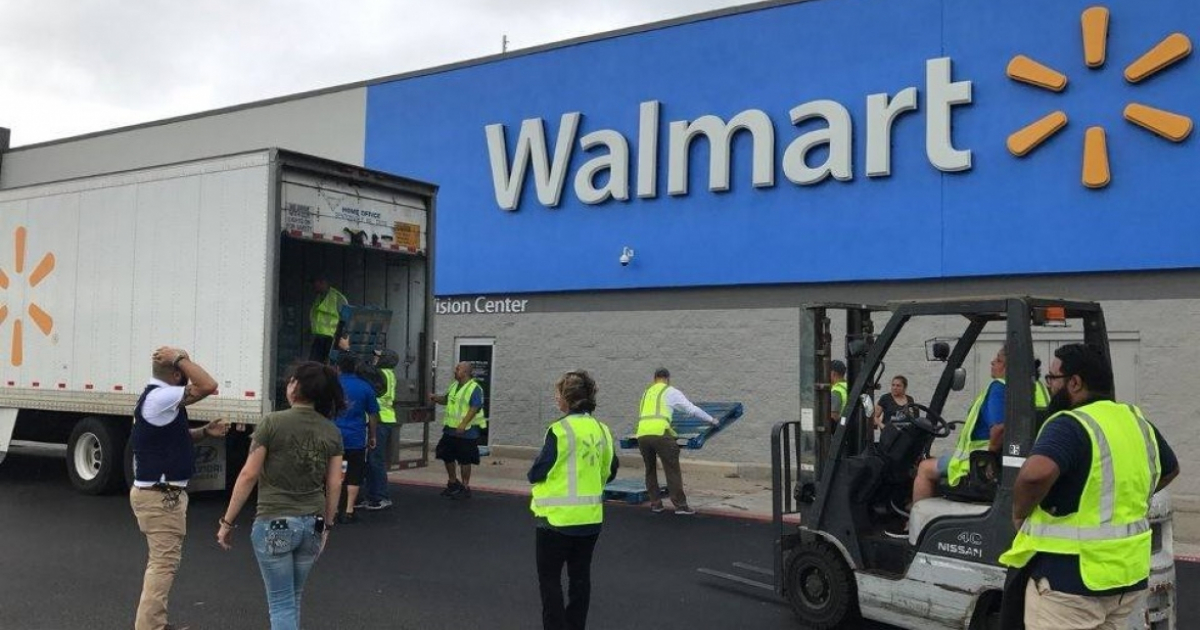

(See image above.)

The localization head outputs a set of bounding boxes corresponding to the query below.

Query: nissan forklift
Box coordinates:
[770,297,1175,629]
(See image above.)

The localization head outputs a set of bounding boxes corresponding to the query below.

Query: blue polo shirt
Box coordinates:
[335,374,380,450]
[971,380,1006,440]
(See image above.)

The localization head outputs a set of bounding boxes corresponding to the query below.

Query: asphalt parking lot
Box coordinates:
[2,450,1195,630]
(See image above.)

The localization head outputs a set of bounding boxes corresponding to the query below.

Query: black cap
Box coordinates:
[830,360,847,376]
[654,368,670,379]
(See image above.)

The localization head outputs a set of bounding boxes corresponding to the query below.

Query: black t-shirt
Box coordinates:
[1028,403,1178,596]
[876,394,914,424]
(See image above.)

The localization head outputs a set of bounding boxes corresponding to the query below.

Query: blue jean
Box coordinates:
[365,423,394,502]
[252,516,323,630]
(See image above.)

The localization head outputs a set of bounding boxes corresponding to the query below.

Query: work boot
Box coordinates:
[441,481,463,497]
[452,487,472,500]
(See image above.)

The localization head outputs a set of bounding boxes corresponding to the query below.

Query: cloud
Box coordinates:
[0,0,759,145]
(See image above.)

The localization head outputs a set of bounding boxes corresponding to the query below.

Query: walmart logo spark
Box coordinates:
[0,227,55,367]
[1006,6,1193,189]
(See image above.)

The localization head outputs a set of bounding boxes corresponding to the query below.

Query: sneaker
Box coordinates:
[675,506,696,516]
[884,524,909,540]
[452,487,473,500]
[354,498,369,509]
[365,499,393,511]
[440,481,463,497]
[650,502,665,513]
[337,512,360,525]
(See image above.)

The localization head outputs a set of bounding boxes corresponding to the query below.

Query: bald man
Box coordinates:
[430,361,487,499]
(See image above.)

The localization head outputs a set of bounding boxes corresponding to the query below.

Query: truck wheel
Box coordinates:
[67,417,129,495]
[784,540,859,629]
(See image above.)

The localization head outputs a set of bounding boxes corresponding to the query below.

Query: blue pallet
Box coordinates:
[619,402,744,450]
[603,478,667,504]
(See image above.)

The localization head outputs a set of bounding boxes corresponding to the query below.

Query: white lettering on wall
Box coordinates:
[484,57,973,210]
[435,297,531,315]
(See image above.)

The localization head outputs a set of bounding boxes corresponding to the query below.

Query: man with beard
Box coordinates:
[1001,343,1179,629]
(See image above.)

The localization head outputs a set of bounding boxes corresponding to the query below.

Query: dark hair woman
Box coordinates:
[874,375,916,429]
[527,370,618,630]
[217,362,346,630]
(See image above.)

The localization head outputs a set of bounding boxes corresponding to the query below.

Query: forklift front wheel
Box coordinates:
[784,540,859,629]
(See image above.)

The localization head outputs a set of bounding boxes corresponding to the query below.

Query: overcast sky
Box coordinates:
[0,0,760,147]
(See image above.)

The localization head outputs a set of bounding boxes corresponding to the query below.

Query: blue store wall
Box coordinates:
[365,0,1199,295]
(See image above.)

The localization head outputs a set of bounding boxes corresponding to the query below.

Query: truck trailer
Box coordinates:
[0,148,436,493]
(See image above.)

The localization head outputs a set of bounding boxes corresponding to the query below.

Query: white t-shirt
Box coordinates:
[664,386,717,424]
[133,378,188,488]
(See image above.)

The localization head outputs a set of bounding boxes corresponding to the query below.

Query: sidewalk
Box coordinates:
[388,448,1200,561]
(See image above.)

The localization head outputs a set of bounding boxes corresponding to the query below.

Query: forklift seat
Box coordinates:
[908,499,991,545]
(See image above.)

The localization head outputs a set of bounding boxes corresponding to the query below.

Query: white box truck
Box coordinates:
[0,148,437,494]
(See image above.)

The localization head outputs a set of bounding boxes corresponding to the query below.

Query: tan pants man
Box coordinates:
[1025,577,1143,630]
[638,434,689,511]
[130,486,189,630]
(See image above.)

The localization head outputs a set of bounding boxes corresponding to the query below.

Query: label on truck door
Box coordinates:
[281,169,428,254]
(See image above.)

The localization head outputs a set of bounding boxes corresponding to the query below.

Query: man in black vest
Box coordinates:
[130,346,222,630]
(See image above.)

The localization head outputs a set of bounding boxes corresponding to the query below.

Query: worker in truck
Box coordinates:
[308,274,348,363]
[431,361,486,499]
[910,345,1008,506]
[636,368,718,516]
[130,346,224,630]
[1002,343,1178,629]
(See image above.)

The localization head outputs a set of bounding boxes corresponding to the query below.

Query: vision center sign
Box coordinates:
[486,58,973,210]
[364,0,1200,295]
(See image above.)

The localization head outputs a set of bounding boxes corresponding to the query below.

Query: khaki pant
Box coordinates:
[1025,577,1143,630]
[130,487,189,630]
[638,434,688,509]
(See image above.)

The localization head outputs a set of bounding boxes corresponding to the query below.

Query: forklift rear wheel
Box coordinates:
[784,541,859,629]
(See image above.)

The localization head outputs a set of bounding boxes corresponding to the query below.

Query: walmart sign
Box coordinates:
[365,0,1200,295]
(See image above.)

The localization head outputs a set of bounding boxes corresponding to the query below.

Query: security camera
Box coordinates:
[619,247,634,267]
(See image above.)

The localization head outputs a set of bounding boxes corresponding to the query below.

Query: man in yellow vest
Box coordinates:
[528,370,617,630]
[829,360,849,425]
[1001,343,1178,629]
[308,274,348,362]
[637,368,718,516]
[364,348,400,510]
[910,346,1008,507]
[431,361,486,499]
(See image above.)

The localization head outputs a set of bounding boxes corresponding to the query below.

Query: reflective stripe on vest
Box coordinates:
[999,402,1160,591]
[636,382,674,438]
[310,288,346,337]
[378,369,396,424]
[946,378,1003,487]
[530,415,613,526]
[444,379,487,429]
[1035,380,1050,409]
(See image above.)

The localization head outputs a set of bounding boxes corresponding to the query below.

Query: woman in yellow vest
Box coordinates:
[528,370,617,630]
[1002,343,1178,629]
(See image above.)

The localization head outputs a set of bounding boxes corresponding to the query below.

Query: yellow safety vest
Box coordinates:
[444,379,487,429]
[530,414,614,527]
[310,287,347,337]
[1035,380,1050,409]
[831,381,848,415]
[636,382,674,438]
[1000,401,1161,591]
[947,378,1004,487]
[377,369,396,424]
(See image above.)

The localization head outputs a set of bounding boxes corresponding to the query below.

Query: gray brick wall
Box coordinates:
[433,295,1200,500]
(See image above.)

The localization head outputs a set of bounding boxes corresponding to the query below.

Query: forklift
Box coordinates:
[770,297,1175,629]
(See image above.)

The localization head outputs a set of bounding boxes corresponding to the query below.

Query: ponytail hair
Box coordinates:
[556,370,598,414]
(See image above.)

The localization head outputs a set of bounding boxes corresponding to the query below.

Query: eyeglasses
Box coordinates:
[1044,373,1068,383]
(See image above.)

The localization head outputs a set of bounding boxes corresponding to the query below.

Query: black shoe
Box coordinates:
[452,487,472,500]
[440,481,463,497]
[337,512,360,525]
[884,525,909,540]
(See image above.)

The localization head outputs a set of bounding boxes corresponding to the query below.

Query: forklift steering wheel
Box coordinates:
[906,403,951,438]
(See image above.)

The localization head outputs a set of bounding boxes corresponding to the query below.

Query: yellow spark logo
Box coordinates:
[1006,6,1193,188]
[0,227,56,367]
